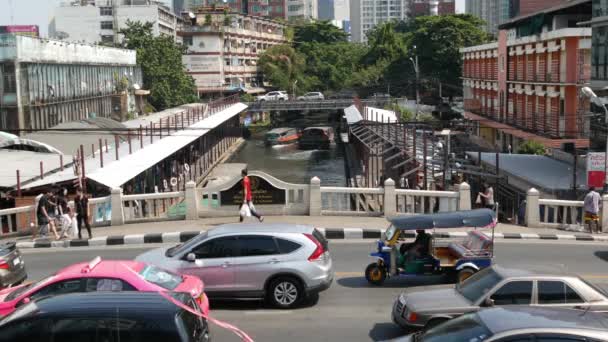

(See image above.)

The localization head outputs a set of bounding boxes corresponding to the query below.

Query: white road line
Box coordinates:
[343,228,363,239]
[124,234,145,245]
[556,234,577,240]
[520,233,540,239]
[88,237,108,246]
[162,232,181,243]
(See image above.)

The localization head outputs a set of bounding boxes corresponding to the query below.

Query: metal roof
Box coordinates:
[388,209,496,230]
[0,150,63,189]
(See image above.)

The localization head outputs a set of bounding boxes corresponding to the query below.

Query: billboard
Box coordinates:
[587,152,606,188]
[0,25,39,38]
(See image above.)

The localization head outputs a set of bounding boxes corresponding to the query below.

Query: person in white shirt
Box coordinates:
[584,187,601,233]
[478,182,495,210]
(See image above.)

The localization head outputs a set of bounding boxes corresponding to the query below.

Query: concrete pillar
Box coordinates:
[110,188,124,226]
[185,181,199,220]
[309,177,321,216]
[602,195,608,233]
[384,178,396,217]
[525,188,540,228]
[458,182,471,210]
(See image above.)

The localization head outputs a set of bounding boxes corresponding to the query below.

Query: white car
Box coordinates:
[257,91,289,102]
[297,92,325,101]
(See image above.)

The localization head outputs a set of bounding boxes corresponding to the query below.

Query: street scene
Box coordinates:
[1,0,608,341]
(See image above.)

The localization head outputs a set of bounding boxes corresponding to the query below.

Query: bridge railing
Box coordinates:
[396,189,459,214]
[122,191,185,223]
[320,186,385,216]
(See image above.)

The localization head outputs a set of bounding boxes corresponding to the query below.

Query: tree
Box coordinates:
[119,21,198,110]
[258,45,309,92]
[293,21,348,47]
[518,140,546,155]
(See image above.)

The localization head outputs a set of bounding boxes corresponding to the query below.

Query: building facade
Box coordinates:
[461,0,592,152]
[179,0,287,20]
[0,34,141,133]
[410,0,454,17]
[319,0,349,21]
[287,0,318,21]
[52,0,182,45]
[350,0,408,43]
[179,8,286,97]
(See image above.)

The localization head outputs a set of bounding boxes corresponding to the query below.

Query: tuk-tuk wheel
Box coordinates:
[457,268,476,284]
[365,263,387,286]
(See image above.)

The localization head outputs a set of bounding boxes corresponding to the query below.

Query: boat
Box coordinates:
[264,128,300,146]
[298,126,335,150]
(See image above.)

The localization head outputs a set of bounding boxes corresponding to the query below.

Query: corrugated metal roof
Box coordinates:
[0,150,63,189]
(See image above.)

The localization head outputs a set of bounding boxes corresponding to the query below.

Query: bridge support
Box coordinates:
[110,188,125,226]
[458,182,471,211]
[525,188,540,227]
[185,181,199,220]
[384,178,396,217]
[309,177,321,216]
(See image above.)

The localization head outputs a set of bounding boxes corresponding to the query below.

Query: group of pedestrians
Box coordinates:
[35,186,93,241]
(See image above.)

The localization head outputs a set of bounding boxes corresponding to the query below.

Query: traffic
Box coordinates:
[1,211,608,341]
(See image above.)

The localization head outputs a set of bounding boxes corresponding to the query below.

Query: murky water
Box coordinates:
[229,139,346,186]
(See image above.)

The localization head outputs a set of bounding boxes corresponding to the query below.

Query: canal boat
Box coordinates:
[264,128,300,146]
[298,127,335,150]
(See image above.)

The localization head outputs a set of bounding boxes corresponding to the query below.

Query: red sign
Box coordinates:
[587,152,606,188]
[0,25,39,37]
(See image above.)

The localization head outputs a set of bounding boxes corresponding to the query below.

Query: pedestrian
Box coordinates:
[57,188,75,239]
[239,169,263,223]
[584,187,601,233]
[36,189,60,240]
[74,186,93,239]
[478,182,495,210]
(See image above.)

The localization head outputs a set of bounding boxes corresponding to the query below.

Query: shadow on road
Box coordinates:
[369,322,409,341]
[338,275,449,289]
[594,251,608,262]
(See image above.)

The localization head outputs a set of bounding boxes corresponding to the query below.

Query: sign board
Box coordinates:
[0,25,39,37]
[220,176,286,205]
[587,152,606,188]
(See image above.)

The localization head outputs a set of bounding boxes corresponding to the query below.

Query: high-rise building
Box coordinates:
[288,0,318,21]
[318,0,349,21]
[350,0,408,43]
[410,0,455,17]
[53,0,183,45]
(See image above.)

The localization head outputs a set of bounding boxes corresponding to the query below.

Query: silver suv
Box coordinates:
[136,224,333,308]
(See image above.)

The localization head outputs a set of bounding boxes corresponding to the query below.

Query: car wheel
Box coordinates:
[457,267,476,284]
[279,98,285,101]
[267,277,303,309]
[424,318,448,331]
[365,263,386,286]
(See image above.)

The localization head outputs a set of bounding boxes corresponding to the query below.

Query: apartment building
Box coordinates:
[52,0,182,44]
[350,0,408,43]
[410,0,454,17]
[179,7,287,97]
[460,0,592,152]
[0,34,141,132]
[287,0,318,21]
[177,0,287,20]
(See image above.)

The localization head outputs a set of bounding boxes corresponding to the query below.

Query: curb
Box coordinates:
[15,229,607,249]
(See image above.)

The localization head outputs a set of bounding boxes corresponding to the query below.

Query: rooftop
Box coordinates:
[499,0,591,30]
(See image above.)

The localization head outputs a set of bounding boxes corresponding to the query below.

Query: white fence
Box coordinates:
[122,191,185,223]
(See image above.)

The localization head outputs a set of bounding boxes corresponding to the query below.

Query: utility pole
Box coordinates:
[112,0,120,45]
[410,46,420,120]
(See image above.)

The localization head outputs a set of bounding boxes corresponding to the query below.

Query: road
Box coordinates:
[20,240,608,342]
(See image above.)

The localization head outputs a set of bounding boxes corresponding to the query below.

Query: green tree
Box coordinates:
[258,44,309,91]
[293,21,348,47]
[518,140,546,155]
[119,21,198,110]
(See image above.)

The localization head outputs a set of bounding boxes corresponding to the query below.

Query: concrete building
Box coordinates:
[288,0,318,21]
[319,0,349,21]
[409,0,454,17]
[350,0,408,43]
[52,0,182,45]
[0,34,141,133]
[178,0,287,20]
[460,0,592,152]
[179,7,287,97]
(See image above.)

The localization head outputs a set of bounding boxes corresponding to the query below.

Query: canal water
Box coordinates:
[230,110,346,186]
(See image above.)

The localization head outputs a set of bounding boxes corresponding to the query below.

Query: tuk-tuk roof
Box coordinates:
[388,209,496,230]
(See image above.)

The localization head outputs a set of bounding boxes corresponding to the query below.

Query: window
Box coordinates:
[490,281,533,305]
[183,36,193,46]
[100,21,113,30]
[99,7,113,16]
[29,279,83,301]
[138,265,183,290]
[177,310,207,342]
[101,35,114,43]
[538,281,584,304]
[85,278,136,292]
[239,235,279,256]
[49,318,179,342]
[276,238,301,254]
[0,318,52,342]
[192,236,239,258]
[2,64,16,93]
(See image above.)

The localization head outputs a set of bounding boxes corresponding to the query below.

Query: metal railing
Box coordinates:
[123,192,185,223]
[245,98,400,112]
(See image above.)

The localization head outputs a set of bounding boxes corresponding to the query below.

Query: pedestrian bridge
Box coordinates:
[244,98,400,112]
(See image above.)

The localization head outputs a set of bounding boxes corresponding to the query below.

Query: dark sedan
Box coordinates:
[392,265,608,331]
[0,242,26,289]
[397,306,608,341]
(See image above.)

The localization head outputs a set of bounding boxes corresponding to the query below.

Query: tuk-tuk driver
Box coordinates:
[399,229,432,265]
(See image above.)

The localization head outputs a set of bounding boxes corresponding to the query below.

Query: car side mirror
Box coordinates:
[483,297,495,307]
[16,297,30,308]
[186,253,196,262]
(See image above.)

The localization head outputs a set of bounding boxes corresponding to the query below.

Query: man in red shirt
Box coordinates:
[240,169,264,222]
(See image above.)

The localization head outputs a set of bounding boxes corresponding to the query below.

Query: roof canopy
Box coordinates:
[388,209,496,230]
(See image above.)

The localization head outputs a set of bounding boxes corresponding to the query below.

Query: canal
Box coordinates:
[229,110,346,186]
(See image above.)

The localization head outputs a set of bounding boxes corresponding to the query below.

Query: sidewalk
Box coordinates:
[11,216,608,249]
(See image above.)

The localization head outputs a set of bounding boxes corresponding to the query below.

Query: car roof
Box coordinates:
[478,307,608,334]
[208,223,314,237]
[56,259,142,278]
[2,292,189,323]
[492,264,578,280]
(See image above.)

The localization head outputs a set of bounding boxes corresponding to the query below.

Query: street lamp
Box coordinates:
[582,86,608,190]
[409,46,420,120]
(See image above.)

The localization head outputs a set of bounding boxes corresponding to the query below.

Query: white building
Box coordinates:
[288,0,318,21]
[350,0,408,43]
[180,8,287,97]
[52,0,183,45]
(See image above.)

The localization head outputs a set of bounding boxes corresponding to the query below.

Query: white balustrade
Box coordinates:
[538,198,585,229]
[122,191,185,223]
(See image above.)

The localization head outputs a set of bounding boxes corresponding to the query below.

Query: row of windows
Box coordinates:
[192,235,300,259]
[592,26,608,81]
[99,6,113,16]
[100,21,113,30]
[489,281,582,306]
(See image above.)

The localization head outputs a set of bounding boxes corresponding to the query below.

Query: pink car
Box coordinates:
[0,257,209,317]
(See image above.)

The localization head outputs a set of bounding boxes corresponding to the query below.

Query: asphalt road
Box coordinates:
[19,240,608,342]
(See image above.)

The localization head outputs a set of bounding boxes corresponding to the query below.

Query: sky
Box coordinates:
[0,0,465,38]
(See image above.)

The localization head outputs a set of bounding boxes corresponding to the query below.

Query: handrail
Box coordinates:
[396,189,459,197]
[320,187,384,194]
[123,192,184,201]
[539,199,583,206]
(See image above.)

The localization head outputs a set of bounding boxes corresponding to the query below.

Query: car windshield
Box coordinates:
[139,265,183,290]
[4,276,54,302]
[420,312,492,342]
[456,267,503,302]
[165,232,208,257]
[384,225,397,241]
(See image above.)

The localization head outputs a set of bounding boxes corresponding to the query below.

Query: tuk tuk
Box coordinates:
[365,209,496,286]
